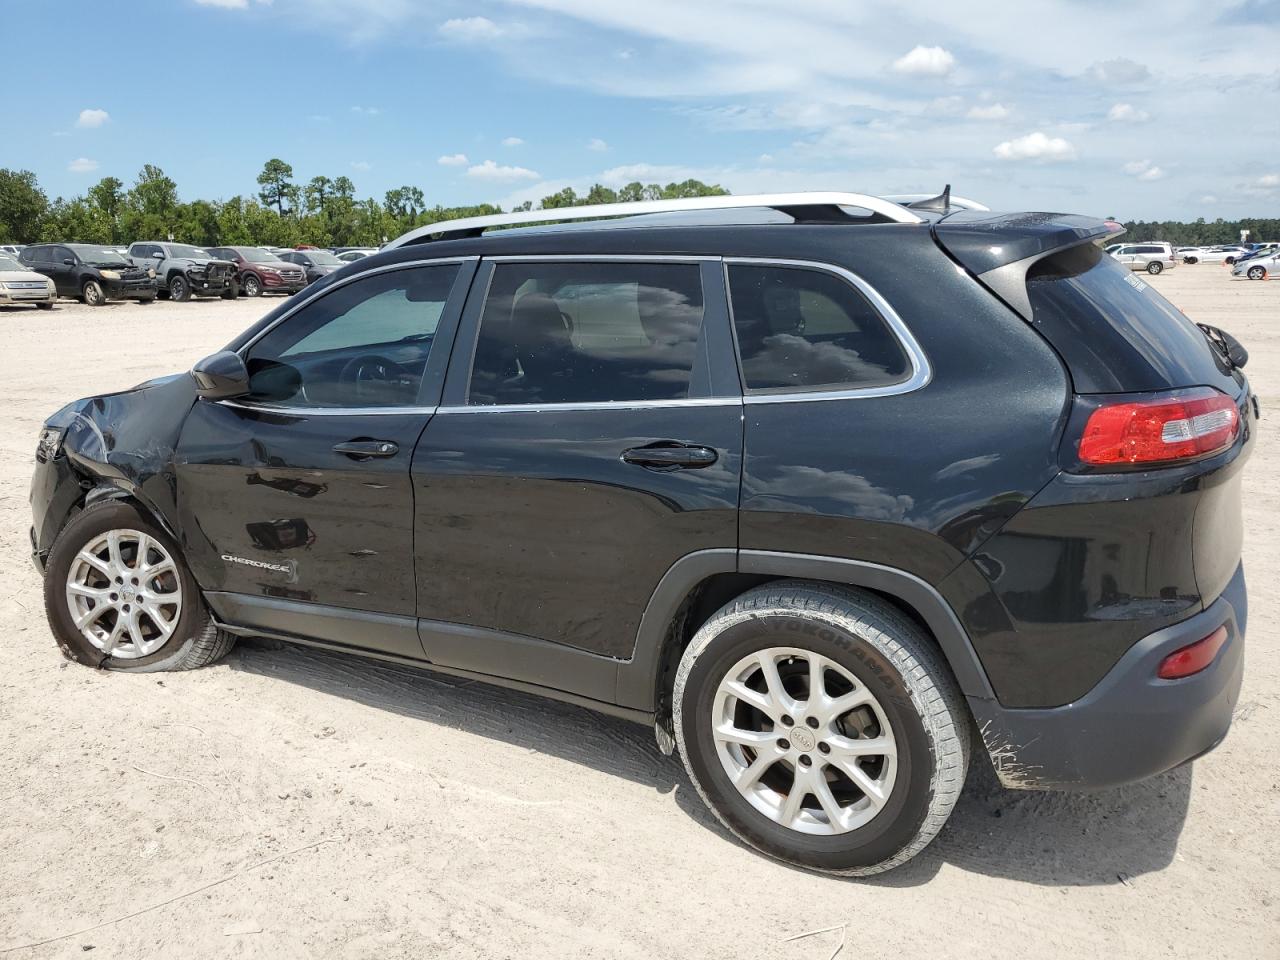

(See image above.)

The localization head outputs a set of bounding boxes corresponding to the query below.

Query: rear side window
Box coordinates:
[726,263,909,393]
[467,261,704,405]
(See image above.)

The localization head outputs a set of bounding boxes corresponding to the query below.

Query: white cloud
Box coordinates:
[350,105,381,116]
[1108,103,1150,122]
[438,16,502,42]
[350,160,371,171]
[68,158,99,173]
[587,137,609,152]
[891,45,955,76]
[437,153,469,166]
[993,131,1076,162]
[1257,174,1279,189]
[1087,58,1150,85]
[466,159,540,181]
[1138,166,1164,181]
[194,0,249,7]
[967,103,1009,121]
[76,108,109,129]
[501,136,524,146]
[1123,159,1164,180]
[1200,195,1218,204]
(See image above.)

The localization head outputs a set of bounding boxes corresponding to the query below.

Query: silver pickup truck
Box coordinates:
[127,242,237,301]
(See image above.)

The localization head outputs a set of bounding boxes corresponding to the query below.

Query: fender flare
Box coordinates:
[614,548,995,713]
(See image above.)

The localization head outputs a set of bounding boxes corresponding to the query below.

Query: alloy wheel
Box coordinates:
[64,528,183,659]
[712,647,897,835]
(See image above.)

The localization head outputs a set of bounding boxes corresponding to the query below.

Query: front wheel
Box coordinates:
[82,280,106,306]
[37,302,54,311]
[43,499,235,672]
[1184,256,1199,264]
[242,274,262,297]
[168,275,191,302]
[222,280,240,299]
[1146,261,1164,275]
[673,582,969,876]
[1247,266,1265,280]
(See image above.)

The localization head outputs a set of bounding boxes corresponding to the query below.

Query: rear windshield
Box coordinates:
[1025,243,1237,394]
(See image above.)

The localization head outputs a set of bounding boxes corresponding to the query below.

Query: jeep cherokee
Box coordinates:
[30,189,1254,876]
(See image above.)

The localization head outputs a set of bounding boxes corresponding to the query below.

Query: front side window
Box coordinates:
[468,261,704,406]
[726,263,910,393]
[243,264,458,408]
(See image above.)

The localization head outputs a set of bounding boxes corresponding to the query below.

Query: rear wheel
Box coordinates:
[242,274,262,297]
[1146,261,1164,275]
[673,582,969,876]
[43,500,234,672]
[1184,256,1198,264]
[37,302,53,310]
[168,275,191,302]
[82,280,105,306]
[1247,265,1265,280]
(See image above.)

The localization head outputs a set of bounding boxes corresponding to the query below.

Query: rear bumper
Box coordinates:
[969,562,1246,790]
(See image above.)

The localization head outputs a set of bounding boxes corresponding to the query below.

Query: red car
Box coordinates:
[206,246,307,297]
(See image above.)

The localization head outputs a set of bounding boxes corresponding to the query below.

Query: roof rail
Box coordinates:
[882,193,991,212]
[385,191,926,248]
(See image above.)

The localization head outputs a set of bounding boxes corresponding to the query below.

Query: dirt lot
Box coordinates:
[0,270,1277,959]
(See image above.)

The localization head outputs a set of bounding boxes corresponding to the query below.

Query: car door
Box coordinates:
[1114,245,1138,269]
[412,257,742,700]
[174,257,475,658]
[129,243,160,277]
[50,246,80,295]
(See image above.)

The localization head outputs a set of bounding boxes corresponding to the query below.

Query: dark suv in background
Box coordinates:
[29,190,1254,877]
[20,243,157,305]
[206,246,308,298]
[277,248,345,285]
[127,242,236,301]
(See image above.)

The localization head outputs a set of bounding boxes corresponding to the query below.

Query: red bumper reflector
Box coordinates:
[1157,626,1229,679]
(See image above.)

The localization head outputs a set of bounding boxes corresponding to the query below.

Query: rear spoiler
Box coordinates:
[934,211,1126,320]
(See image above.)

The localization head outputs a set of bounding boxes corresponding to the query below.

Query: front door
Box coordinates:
[175,258,473,658]
[413,257,742,689]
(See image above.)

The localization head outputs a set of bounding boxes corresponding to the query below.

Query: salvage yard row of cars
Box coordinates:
[1106,240,1280,279]
[0,242,380,308]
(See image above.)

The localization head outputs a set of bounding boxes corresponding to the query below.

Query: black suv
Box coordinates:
[20,243,157,305]
[29,191,1254,876]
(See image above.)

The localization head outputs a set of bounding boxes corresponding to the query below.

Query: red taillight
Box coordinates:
[1157,626,1228,679]
[1078,388,1239,466]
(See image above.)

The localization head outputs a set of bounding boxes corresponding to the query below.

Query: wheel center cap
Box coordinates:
[789,727,816,752]
[120,587,136,602]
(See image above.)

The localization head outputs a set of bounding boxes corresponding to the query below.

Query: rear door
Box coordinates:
[412,256,742,690]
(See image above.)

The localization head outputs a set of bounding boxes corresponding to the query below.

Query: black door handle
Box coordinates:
[621,444,718,470]
[333,439,399,460]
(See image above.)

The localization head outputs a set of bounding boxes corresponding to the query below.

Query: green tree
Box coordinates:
[257,158,295,216]
[0,168,49,243]
[121,165,180,240]
[304,176,332,216]
[540,187,579,209]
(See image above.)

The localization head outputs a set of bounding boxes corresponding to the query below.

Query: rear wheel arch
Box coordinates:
[621,549,993,723]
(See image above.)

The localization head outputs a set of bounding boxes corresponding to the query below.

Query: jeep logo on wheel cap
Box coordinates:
[789,727,816,752]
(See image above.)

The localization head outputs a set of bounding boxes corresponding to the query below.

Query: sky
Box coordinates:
[4,0,1278,221]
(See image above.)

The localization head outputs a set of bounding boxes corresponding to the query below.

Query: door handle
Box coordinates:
[333,439,399,460]
[621,443,718,470]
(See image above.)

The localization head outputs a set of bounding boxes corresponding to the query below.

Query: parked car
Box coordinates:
[1232,243,1279,265]
[206,246,307,298]
[1108,241,1178,274]
[277,249,345,284]
[29,191,1254,878]
[0,252,56,309]
[335,248,377,263]
[1182,245,1248,265]
[1,244,26,259]
[127,242,236,301]
[1232,250,1279,280]
[20,243,156,305]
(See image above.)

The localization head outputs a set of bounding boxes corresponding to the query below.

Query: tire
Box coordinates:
[42,499,235,672]
[37,302,53,311]
[1247,266,1265,280]
[168,274,191,302]
[137,293,155,304]
[242,274,262,298]
[82,280,106,306]
[1184,256,1198,264]
[673,581,970,876]
[222,280,240,300]
[1225,257,1236,265]
[1146,261,1163,275]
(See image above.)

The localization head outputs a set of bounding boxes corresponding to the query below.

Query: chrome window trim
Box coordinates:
[235,256,477,356]
[723,257,932,405]
[437,397,742,415]
[215,399,438,417]
[483,254,717,264]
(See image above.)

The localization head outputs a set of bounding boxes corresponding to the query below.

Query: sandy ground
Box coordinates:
[0,269,1277,959]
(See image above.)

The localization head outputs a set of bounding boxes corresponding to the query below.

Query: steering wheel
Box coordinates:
[338,354,413,404]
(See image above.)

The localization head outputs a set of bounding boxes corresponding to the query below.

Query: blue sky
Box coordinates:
[5,0,1278,220]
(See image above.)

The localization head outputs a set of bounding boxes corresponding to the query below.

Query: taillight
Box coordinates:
[1077,387,1240,466]
[1157,626,1228,679]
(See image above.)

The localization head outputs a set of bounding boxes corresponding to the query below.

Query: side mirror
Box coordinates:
[191,351,250,400]
[62,258,75,266]
[154,252,165,261]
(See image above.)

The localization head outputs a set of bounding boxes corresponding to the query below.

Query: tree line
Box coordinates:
[1116,218,1278,246]
[0,159,730,248]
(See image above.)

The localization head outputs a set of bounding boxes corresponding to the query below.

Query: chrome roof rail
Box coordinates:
[385,191,926,248]
[882,193,991,212]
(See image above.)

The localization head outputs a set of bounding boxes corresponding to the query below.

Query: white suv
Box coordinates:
[1109,242,1178,275]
